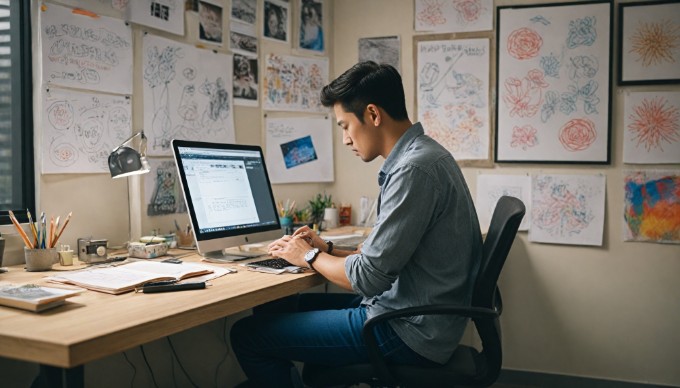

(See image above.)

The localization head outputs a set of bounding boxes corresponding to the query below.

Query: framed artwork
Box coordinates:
[618,0,680,85]
[495,1,612,164]
[414,34,492,166]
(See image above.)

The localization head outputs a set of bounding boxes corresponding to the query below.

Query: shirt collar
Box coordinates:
[378,122,424,186]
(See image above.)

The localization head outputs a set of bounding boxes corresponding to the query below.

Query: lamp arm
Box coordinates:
[112,131,146,153]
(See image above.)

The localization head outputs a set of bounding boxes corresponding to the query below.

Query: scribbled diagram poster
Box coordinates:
[144,158,187,216]
[40,3,133,95]
[416,38,490,161]
[143,34,235,156]
[624,170,680,244]
[263,54,328,113]
[415,0,492,33]
[265,116,333,183]
[42,87,131,174]
[623,92,680,164]
[496,2,611,163]
[476,174,531,232]
[530,174,606,246]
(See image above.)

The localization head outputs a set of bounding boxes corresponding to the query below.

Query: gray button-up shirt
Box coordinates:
[345,122,482,364]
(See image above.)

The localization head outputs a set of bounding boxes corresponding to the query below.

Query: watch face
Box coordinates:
[305,248,319,262]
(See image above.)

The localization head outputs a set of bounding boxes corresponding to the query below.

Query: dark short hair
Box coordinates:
[320,61,408,123]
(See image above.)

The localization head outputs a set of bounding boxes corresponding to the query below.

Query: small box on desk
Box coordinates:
[128,242,169,259]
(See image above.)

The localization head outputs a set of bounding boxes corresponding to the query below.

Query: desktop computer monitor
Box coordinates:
[171,139,283,260]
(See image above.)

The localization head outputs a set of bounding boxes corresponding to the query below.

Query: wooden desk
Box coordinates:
[0,253,324,386]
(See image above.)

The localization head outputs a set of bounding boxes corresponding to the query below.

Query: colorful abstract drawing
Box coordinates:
[415,0,492,33]
[623,171,680,244]
[629,19,680,68]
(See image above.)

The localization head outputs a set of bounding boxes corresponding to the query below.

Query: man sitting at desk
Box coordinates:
[230,61,483,387]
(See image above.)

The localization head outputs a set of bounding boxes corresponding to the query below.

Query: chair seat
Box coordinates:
[302,345,482,387]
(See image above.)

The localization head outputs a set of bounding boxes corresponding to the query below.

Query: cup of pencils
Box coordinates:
[24,247,58,272]
[8,210,72,271]
[278,199,296,235]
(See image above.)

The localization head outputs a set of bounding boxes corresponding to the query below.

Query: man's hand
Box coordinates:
[291,225,328,252]
[267,235,312,268]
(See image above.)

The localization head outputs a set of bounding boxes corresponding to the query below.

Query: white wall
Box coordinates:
[331,0,680,386]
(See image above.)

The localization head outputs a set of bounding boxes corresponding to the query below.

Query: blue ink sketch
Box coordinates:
[540,54,560,78]
[566,16,597,49]
[530,15,550,26]
[280,135,318,169]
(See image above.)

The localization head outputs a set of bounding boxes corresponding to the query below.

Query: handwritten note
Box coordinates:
[41,3,133,95]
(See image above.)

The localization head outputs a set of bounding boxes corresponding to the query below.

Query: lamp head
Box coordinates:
[108,131,150,179]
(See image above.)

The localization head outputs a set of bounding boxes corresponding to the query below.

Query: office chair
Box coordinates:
[302,196,526,387]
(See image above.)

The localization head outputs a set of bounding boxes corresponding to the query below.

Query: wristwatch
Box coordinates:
[324,239,334,254]
[304,248,321,270]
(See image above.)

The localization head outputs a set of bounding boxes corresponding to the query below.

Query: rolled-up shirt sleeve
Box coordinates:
[345,163,440,297]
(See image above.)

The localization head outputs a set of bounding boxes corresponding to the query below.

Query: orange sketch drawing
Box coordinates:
[452,0,484,23]
[629,20,680,67]
[628,96,680,151]
[559,118,597,152]
[507,27,543,60]
[417,0,446,27]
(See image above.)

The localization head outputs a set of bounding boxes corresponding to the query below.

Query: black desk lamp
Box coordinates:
[108,131,150,179]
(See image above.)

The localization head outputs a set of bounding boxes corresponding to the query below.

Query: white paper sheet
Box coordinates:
[127,0,184,36]
[415,0,492,33]
[144,158,187,216]
[263,53,329,113]
[623,92,680,164]
[476,174,531,232]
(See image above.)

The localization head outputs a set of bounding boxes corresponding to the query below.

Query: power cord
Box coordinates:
[122,351,137,388]
[214,317,231,387]
[167,336,200,388]
[140,345,160,388]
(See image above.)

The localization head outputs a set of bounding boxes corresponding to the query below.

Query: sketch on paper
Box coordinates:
[265,116,333,183]
[623,170,680,244]
[40,3,133,95]
[476,174,531,232]
[42,88,131,174]
[143,34,235,156]
[233,54,259,107]
[358,36,401,73]
[620,2,680,84]
[415,0,492,33]
[231,0,256,25]
[496,2,611,162]
[127,0,184,36]
[529,174,606,246]
[416,39,490,161]
[145,158,187,216]
[624,92,680,164]
[199,1,223,46]
[263,53,329,113]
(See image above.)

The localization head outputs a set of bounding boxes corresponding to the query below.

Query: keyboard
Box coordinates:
[248,257,295,269]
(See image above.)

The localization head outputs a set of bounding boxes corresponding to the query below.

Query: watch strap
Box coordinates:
[325,239,334,254]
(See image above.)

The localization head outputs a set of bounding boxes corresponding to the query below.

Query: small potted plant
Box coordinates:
[308,193,332,230]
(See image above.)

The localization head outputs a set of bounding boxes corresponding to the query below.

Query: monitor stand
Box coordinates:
[201,249,266,263]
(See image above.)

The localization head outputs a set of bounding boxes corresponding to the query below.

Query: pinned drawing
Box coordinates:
[415,38,490,162]
[265,116,333,183]
[143,34,235,156]
[623,91,680,164]
[42,87,131,174]
[529,174,606,246]
[623,170,680,244]
[40,3,133,95]
[496,2,612,163]
[415,0,492,33]
[619,1,680,85]
[358,36,401,73]
[263,53,328,113]
[145,158,187,216]
[476,174,531,232]
[127,0,184,36]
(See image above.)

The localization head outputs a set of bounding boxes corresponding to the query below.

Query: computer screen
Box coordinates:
[171,140,282,260]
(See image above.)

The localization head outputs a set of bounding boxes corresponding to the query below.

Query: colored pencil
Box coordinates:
[50,212,72,248]
[8,210,34,248]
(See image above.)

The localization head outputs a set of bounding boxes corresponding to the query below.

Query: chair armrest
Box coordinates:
[361,304,499,386]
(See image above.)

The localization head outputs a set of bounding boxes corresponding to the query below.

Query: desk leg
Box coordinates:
[32,365,84,388]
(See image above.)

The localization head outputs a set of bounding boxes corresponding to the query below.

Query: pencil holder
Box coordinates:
[176,230,195,248]
[24,247,57,272]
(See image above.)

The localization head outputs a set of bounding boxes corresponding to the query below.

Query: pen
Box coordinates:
[141,282,206,293]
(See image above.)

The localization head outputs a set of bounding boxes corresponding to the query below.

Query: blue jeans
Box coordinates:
[230,293,437,388]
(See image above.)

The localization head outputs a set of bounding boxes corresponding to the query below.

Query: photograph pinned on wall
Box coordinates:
[263,0,290,43]
[42,87,131,174]
[414,36,491,164]
[142,34,235,156]
[495,1,612,164]
[233,53,258,107]
[230,21,258,55]
[231,0,256,25]
[358,36,401,73]
[145,158,187,216]
[127,0,184,36]
[415,0,492,33]
[298,0,324,52]
[476,174,531,232]
[263,53,329,113]
[265,116,333,184]
[41,3,133,95]
[57,0,128,13]
[623,170,680,244]
[618,1,680,85]
[529,174,606,247]
[623,91,680,164]
[198,0,223,45]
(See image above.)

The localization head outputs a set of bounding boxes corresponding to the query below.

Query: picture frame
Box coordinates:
[495,1,612,164]
[618,0,680,85]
